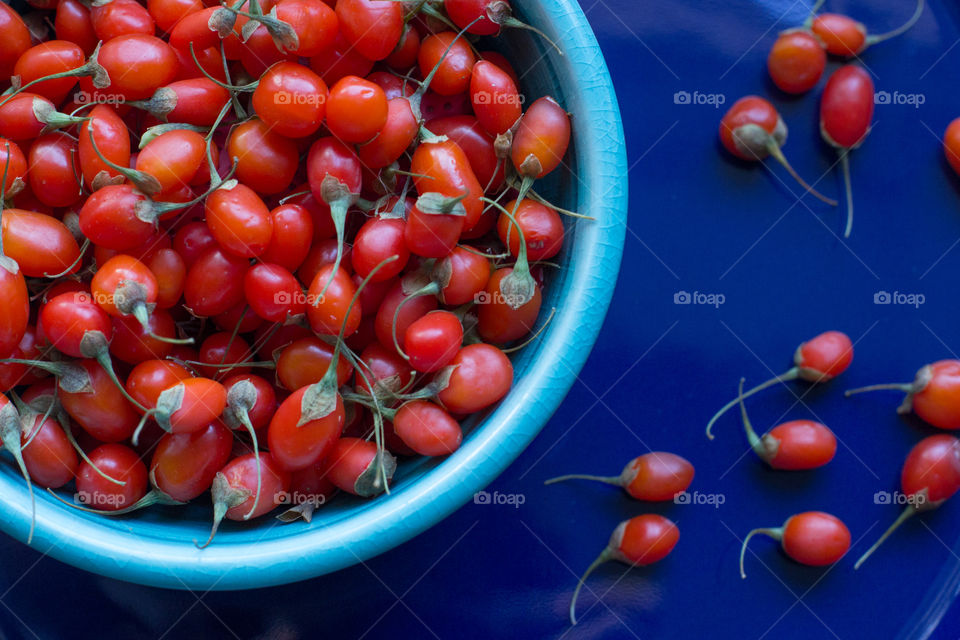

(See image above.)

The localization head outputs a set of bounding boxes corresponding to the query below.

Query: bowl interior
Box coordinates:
[0,0,626,589]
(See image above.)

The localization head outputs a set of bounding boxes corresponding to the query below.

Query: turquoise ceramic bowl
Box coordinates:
[0,0,627,590]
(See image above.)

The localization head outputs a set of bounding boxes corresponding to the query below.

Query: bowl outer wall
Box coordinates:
[0,0,628,590]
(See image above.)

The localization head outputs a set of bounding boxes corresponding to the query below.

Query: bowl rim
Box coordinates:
[0,0,629,590]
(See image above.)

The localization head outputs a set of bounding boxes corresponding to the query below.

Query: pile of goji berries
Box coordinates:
[0,0,575,545]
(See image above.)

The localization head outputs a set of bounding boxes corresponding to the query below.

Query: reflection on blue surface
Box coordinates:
[3,0,960,637]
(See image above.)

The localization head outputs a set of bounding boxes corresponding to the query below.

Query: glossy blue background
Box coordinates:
[3,0,960,637]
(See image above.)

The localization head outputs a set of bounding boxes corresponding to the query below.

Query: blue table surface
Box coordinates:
[5,0,960,638]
